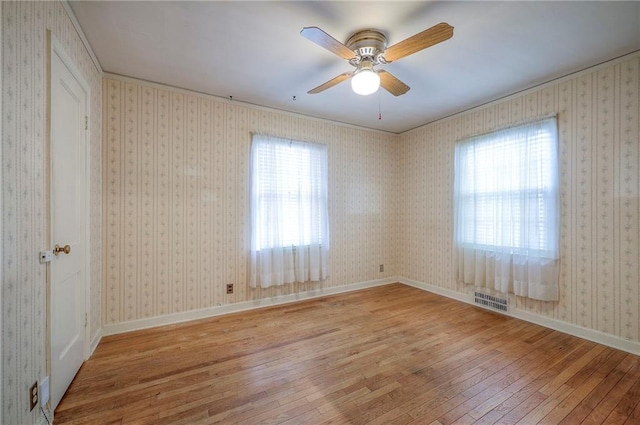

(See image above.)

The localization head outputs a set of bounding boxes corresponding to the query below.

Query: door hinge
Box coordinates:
[85,116,88,131]
[84,313,88,328]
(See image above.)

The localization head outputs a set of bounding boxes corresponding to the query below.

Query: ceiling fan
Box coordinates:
[301,23,454,96]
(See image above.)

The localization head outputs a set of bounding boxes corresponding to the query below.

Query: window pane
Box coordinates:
[251,136,328,250]
[454,117,559,257]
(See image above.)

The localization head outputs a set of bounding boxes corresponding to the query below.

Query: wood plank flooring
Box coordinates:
[54,284,640,424]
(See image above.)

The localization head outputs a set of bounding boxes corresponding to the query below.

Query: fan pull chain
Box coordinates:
[378,90,382,120]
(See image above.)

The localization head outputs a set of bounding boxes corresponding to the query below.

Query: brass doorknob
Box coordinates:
[54,244,71,255]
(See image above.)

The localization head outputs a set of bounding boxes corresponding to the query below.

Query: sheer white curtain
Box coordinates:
[454,117,559,301]
[249,134,329,288]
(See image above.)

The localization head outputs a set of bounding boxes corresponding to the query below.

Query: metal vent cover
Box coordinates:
[473,291,508,312]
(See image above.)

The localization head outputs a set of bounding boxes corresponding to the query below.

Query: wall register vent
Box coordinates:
[474,291,508,312]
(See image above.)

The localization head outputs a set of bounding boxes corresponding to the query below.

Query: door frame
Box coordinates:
[47,32,92,379]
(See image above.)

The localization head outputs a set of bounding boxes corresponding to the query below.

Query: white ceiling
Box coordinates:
[69,1,640,134]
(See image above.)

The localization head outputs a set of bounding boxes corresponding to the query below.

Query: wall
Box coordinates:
[102,76,399,327]
[103,54,640,351]
[1,4,637,423]
[400,54,640,344]
[1,1,102,424]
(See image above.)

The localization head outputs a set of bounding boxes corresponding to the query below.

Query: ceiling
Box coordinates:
[69,1,640,134]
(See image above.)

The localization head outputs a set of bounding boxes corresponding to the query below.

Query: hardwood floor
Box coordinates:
[54,284,640,424]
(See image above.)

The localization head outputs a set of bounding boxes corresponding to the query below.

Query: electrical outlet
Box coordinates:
[29,381,38,411]
[379,264,384,273]
[226,283,234,294]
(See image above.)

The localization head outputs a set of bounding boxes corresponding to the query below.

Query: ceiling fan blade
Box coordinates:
[383,22,454,63]
[378,70,410,96]
[301,27,355,60]
[308,72,353,94]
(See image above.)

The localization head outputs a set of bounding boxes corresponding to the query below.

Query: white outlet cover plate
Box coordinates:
[39,250,53,263]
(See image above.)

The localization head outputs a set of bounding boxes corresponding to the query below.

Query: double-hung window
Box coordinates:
[249,134,329,288]
[454,117,559,301]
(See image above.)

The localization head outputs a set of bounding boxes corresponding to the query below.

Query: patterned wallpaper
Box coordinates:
[1,1,102,424]
[2,2,638,422]
[400,55,640,343]
[104,54,640,346]
[103,77,399,325]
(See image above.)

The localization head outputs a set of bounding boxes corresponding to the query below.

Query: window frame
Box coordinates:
[250,134,329,252]
[453,117,559,259]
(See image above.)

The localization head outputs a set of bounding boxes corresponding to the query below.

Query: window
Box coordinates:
[249,134,329,288]
[454,117,559,301]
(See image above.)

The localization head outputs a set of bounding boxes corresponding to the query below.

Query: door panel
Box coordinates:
[50,39,88,410]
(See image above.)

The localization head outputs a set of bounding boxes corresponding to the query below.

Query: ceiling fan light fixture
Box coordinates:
[351,60,380,95]
[301,23,453,96]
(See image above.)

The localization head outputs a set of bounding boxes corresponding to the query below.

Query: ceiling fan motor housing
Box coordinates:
[346,29,388,65]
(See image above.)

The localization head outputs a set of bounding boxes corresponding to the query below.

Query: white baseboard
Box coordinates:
[88,329,102,357]
[103,277,399,336]
[398,277,640,356]
[512,308,640,356]
[38,409,52,425]
[400,277,469,303]
[100,276,640,356]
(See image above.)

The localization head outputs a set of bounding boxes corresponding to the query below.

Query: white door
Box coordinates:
[50,39,89,410]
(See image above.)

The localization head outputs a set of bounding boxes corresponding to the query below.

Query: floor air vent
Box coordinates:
[474,291,508,312]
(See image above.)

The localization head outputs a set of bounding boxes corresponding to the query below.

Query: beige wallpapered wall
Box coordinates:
[1,1,102,423]
[400,56,640,342]
[2,1,639,423]
[103,54,640,342]
[103,78,400,325]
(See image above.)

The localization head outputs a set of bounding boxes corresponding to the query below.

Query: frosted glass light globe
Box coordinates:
[351,69,380,96]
